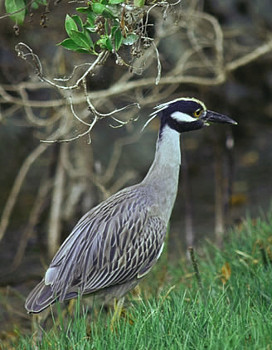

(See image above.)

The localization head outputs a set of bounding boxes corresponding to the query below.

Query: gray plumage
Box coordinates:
[25,97,236,313]
[26,187,167,312]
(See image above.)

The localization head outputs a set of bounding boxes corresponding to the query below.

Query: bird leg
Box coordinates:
[131,284,142,301]
[110,297,125,331]
[68,298,76,315]
[31,308,50,346]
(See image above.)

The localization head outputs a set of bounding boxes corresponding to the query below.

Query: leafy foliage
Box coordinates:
[58,2,140,54]
[5,0,143,55]
[4,0,47,24]
[5,0,26,24]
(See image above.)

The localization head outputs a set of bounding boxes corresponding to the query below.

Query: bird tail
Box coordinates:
[25,279,57,313]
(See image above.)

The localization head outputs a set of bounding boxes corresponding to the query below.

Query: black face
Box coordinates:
[166,116,204,133]
[161,100,203,119]
[159,99,205,135]
[157,99,237,136]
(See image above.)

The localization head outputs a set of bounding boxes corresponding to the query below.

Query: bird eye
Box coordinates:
[193,109,202,118]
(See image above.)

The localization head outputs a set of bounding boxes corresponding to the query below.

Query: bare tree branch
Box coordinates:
[0,142,49,242]
[1,1,272,258]
[15,43,110,91]
[47,143,67,258]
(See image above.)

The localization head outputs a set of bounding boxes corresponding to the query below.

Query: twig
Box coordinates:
[47,143,67,258]
[0,143,49,242]
[11,178,52,270]
[0,0,36,20]
[226,39,272,72]
[15,43,109,90]
[69,95,93,127]
[53,62,102,83]
[2,38,271,112]
[40,114,98,143]
[108,170,136,195]
[188,246,203,290]
[153,42,161,85]
[18,86,59,127]
[0,103,21,121]
[0,122,68,243]
[82,77,140,122]
[100,134,140,184]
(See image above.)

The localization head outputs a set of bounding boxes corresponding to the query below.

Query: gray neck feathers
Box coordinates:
[141,125,181,223]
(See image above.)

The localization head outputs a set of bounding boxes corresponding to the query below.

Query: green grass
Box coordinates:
[8,212,272,349]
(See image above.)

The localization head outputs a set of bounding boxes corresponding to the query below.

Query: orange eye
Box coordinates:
[193,109,202,118]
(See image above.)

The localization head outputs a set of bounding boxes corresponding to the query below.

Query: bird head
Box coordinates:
[146,97,237,134]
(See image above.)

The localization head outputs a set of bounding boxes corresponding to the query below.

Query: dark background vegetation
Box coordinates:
[0,0,271,338]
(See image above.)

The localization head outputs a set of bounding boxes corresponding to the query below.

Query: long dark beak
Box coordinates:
[202,110,238,125]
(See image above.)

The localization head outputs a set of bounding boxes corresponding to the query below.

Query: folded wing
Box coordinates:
[25,187,166,313]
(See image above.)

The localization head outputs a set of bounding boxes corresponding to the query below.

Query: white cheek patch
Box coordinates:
[171,111,196,123]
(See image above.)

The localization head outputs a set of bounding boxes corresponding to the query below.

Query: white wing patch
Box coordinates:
[45,267,57,285]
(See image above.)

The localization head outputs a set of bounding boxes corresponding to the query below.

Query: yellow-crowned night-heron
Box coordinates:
[25,97,236,313]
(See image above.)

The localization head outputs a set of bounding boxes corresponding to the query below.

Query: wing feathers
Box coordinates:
[25,187,167,312]
[25,279,56,313]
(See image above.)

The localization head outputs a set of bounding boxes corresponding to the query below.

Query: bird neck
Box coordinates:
[141,124,181,223]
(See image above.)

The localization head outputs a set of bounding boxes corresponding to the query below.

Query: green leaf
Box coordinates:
[104,18,110,35]
[83,28,94,48]
[85,12,96,31]
[5,0,26,24]
[58,38,83,51]
[31,2,39,9]
[71,15,83,31]
[85,25,97,33]
[123,33,138,46]
[108,0,124,4]
[92,3,106,14]
[70,30,93,50]
[31,0,47,8]
[58,38,97,54]
[97,36,113,51]
[64,13,94,51]
[92,2,114,18]
[76,6,89,13]
[65,14,79,38]
[112,27,123,51]
[134,0,145,6]
[57,38,97,55]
